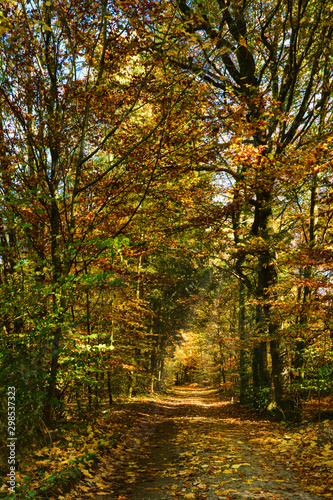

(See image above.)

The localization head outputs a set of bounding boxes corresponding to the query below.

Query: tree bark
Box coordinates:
[239,281,250,403]
[292,172,319,418]
[252,182,292,416]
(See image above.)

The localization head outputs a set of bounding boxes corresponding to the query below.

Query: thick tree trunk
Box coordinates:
[253,185,294,417]
[252,302,271,391]
[252,341,271,388]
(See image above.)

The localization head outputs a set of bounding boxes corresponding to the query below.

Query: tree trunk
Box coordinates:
[270,337,296,421]
[107,372,113,406]
[292,172,319,419]
[44,325,62,425]
[252,302,271,390]
[44,197,63,425]
[239,281,250,403]
[253,184,293,416]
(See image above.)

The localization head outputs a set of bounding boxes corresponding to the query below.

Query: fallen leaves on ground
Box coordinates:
[1,388,332,499]
[249,418,333,498]
[0,399,163,499]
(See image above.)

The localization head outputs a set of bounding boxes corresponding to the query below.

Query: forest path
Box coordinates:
[91,386,325,500]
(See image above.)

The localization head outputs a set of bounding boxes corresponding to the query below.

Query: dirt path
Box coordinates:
[92,387,326,500]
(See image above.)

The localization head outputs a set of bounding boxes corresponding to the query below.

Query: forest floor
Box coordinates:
[2,386,333,500]
[80,386,332,500]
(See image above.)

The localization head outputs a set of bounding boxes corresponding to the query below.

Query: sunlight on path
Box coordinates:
[167,387,230,406]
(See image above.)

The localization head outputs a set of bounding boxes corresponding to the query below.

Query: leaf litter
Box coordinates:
[3,387,332,499]
[89,387,332,500]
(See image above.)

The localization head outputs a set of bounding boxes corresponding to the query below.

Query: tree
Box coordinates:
[0,0,209,426]
[171,0,333,418]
